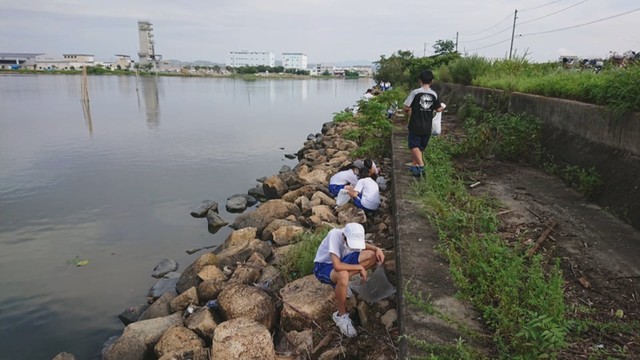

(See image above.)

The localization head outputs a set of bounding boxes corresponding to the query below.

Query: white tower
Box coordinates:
[138,20,161,67]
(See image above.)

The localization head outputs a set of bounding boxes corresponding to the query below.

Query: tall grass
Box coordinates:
[278,227,331,282]
[440,57,640,114]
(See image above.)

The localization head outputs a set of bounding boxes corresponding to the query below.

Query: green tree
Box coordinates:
[433,39,456,55]
[322,70,331,76]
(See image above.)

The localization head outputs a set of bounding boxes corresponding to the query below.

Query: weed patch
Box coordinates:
[278,227,331,283]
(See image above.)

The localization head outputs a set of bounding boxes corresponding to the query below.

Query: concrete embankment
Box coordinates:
[440,83,640,231]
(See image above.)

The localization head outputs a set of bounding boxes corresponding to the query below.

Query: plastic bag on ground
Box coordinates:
[336,189,350,206]
[349,265,396,304]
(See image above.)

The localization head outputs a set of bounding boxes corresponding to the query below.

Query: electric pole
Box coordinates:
[509,9,518,59]
[423,42,427,57]
[455,32,459,52]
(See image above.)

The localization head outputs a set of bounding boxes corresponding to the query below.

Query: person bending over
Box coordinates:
[345,166,380,211]
[313,223,384,337]
[328,164,359,197]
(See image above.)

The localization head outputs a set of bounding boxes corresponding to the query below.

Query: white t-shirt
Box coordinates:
[329,169,359,186]
[354,177,380,210]
[362,93,374,101]
[313,229,356,263]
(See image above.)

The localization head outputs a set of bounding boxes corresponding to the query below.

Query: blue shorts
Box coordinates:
[314,252,361,286]
[408,133,430,151]
[353,193,376,212]
[328,183,346,197]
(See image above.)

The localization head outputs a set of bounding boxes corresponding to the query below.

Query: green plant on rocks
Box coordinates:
[278,227,331,283]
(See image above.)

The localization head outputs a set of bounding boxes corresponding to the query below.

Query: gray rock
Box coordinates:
[139,291,177,321]
[102,313,183,360]
[186,308,217,341]
[226,194,257,206]
[306,133,316,140]
[52,352,76,360]
[256,176,267,183]
[154,326,205,359]
[279,165,291,173]
[225,196,247,213]
[248,185,266,201]
[170,287,199,313]
[190,200,218,218]
[152,258,179,279]
[284,153,297,159]
[206,210,228,234]
[147,273,180,299]
[118,304,150,325]
[321,121,334,134]
[176,253,218,294]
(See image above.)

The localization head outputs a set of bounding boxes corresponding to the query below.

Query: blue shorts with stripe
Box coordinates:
[353,193,376,212]
[328,183,346,197]
[314,252,361,286]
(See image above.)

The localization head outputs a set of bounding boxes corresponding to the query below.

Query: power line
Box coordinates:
[520,0,567,12]
[467,38,512,52]
[459,25,512,44]
[519,0,590,26]
[520,7,640,36]
[459,13,513,37]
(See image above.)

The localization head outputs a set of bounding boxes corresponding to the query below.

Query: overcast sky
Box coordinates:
[1,0,638,64]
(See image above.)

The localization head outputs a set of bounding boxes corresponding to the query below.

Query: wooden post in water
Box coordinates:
[81,66,93,136]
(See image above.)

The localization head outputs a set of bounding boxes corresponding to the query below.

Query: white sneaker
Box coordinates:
[332,311,357,337]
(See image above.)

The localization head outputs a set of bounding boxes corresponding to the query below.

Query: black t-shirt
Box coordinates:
[404,87,441,135]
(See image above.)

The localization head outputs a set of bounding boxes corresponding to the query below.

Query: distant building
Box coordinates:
[32,53,94,70]
[138,20,162,67]
[349,65,374,77]
[311,64,335,76]
[282,52,307,70]
[115,54,132,69]
[226,51,275,67]
[0,53,42,69]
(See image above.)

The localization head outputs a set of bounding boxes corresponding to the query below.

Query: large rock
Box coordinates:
[294,195,312,214]
[216,239,272,269]
[272,245,294,266]
[257,266,286,292]
[206,210,228,234]
[225,196,248,213]
[286,329,313,356]
[210,318,276,360]
[118,304,149,326]
[139,291,177,321]
[263,175,289,199]
[186,308,217,341]
[176,253,218,294]
[218,283,277,330]
[197,280,226,302]
[170,286,198,312]
[152,258,179,278]
[311,205,337,223]
[223,227,257,249]
[158,349,209,360]
[280,275,336,331]
[231,200,301,237]
[245,252,267,271]
[147,272,181,299]
[337,205,367,225]
[262,219,299,241]
[311,191,337,207]
[52,353,76,360]
[197,265,227,282]
[321,121,334,134]
[227,193,258,206]
[282,185,327,203]
[229,265,260,285]
[154,326,205,359]
[247,186,267,201]
[190,200,218,218]
[102,313,183,360]
[297,166,329,186]
[271,225,305,247]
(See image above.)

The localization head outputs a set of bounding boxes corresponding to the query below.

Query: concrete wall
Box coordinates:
[439,83,640,230]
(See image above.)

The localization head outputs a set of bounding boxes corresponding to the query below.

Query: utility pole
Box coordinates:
[423,42,427,57]
[509,9,518,59]
[455,32,459,52]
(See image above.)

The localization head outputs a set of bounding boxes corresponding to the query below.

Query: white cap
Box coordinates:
[343,223,366,250]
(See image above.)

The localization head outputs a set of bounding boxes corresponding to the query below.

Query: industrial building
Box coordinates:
[0,53,42,69]
[226,51,275,67]
[282,53,308,70]
[138,20,161,67]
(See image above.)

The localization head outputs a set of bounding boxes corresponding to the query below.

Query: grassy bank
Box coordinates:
[437,57,640,114]
[412,105,569,358]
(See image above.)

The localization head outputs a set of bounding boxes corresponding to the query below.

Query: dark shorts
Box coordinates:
[328,183,346,197]
[353,193,376,212]
[314,252,361,286]
[408,132,430,151]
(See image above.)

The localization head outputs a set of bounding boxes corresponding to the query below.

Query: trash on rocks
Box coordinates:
[206,299,219,309]
[349,265,396,304]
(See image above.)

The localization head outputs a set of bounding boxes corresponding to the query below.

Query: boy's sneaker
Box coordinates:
[332,311,357,337]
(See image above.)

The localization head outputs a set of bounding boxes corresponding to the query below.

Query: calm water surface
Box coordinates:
[0,74,370,359]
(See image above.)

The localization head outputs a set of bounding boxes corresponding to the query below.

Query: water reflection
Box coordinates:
[140,77,160,129]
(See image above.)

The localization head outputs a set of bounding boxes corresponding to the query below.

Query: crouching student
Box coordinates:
[328,164,359,197]
[353,158,379,176]
[313,223,385,337]
[345,166,380,212]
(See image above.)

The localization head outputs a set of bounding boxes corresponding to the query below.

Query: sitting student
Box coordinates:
[353,158,379,176]
[328,165,359,197]
[346,167,380,211]
[362,88,374,101]
[313,223,385,337]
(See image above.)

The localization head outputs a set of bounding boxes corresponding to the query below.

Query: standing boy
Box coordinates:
[313,223,385,337]
[403,70,444,177]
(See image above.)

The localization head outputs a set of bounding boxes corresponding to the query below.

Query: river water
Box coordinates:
[0,74,370,359]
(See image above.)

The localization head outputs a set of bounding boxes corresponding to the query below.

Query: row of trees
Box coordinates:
[233,65,310,75]
[374,40,459,88]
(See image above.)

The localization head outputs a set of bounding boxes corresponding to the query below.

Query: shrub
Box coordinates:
[278,227,331,282]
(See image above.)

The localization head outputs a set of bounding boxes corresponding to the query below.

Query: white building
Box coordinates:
[282,52,307,70]
[115,54,132,69]
[138,20,161,67]
[226,51,275,67]
[33,53,94,70]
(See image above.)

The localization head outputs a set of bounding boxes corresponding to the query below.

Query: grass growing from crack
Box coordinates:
[278,227,331,283]
[412,136,568,359]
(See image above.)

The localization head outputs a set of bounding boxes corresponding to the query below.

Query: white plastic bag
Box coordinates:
[349,266,396,304]
[432,102,446,136]
[336,189,350,206]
